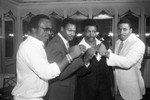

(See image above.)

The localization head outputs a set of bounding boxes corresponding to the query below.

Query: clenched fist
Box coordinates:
[79,44,86,55]
[69,45,82,59]
[97,43,107,56]
[83,47,96,63]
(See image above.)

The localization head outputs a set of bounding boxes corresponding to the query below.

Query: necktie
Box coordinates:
[66,42,69,50]
[118,41,124,55]
[114,41,124,95]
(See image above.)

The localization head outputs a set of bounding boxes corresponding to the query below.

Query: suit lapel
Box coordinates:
[56,35,68,53]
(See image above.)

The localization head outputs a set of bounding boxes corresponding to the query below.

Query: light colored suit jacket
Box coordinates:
[107,34,145,100]
[45,34,84,100]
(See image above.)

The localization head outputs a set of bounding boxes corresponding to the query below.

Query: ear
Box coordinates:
[82,32,85,37]
[130,28,133,33]
[96,32,99,36]
[32,28,37,33]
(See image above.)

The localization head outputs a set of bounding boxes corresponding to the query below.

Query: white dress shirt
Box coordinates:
[79,38,102,61]
[12,36,60,100]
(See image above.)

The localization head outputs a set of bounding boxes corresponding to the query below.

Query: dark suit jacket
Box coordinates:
[75,56,112,100]
[45,34,84,100]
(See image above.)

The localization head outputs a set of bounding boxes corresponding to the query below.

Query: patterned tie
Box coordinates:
[118,41,124,55]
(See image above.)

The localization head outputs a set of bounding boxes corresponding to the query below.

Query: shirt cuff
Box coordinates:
[85,62,90,68]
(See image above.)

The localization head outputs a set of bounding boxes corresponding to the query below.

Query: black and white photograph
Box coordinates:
[0,0,150,100]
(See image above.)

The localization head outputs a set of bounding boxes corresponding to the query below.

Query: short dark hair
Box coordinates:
[82,19,98,31]
[27,14,50,32]
[61,18,76,29]
[118,18,132,28]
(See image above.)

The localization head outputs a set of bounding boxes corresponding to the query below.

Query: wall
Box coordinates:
[0,0,18,74]
[0,0,150,87]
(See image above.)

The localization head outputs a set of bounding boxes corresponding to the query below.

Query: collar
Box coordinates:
[27,35,44,47]
[120,33,135,44]
[79,38,101,50]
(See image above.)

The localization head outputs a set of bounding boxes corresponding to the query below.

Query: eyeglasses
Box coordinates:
[39,27,55,34]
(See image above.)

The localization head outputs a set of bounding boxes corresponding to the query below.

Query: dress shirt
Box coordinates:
[12,36,60,100]
[79,38,102,61]
[58,33,69,50]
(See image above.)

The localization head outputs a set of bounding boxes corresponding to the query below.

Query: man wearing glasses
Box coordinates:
[12,14,84,100]
[45,18,86,100]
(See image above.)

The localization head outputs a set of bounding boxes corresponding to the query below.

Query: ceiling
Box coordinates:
[11,0,85,3]
[9,0,145,3]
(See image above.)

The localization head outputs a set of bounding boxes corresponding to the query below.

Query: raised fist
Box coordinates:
[97,43,107,56]
[69,45,82,59]
[83,47,96,63]
[79,44,86,55]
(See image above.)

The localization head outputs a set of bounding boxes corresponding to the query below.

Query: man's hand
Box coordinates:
[83,47,96,63]
[79,44,86,55]
[97,43,107,56]
[69,45,82,59]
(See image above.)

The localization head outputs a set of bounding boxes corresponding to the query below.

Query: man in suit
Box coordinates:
[45,18,86,100]
[74,19,112,100]
[98,18,145,100]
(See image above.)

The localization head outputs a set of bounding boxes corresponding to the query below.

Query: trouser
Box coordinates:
[115,90,142,100]
[115,93,124,100]
[115,89,124,100]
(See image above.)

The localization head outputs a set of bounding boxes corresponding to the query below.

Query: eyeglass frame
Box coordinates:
[39,27,55,35]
